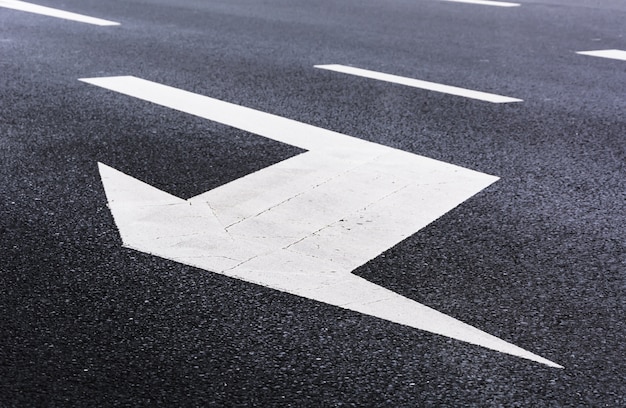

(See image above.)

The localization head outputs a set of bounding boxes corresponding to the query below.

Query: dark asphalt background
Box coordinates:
[1,0,625,406]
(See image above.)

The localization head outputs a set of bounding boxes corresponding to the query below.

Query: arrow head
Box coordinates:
[98,162,561,369]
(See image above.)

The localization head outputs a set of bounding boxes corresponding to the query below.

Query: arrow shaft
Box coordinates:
[80,76,378,153]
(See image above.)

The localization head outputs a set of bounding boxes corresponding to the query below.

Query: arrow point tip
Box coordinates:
[548,361,565,369]
[97,162,124,180]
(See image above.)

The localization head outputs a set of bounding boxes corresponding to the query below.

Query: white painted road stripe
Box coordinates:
[439,0,520,7]
[0,0,120,26]
[315,65,523,103]
[82,75,561,368]
[576,49,626,62]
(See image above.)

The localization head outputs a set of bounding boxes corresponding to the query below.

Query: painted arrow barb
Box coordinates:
[83,76,562,368]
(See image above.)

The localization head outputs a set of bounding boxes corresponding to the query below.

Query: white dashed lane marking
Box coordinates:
[577,49,626,62]
[315,64,523,104]
[0,0,119,26]
[439,0,520,7]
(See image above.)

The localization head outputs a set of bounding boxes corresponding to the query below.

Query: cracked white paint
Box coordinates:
[85,76,561,368]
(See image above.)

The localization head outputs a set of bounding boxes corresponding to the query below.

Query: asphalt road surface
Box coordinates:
[1,0,625,406]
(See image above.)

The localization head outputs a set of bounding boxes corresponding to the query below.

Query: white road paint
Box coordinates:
[439,0,520,6]
[82,75,561,368]
[0,0,119,26]
[576,49,626,62]
[315,65,523,103]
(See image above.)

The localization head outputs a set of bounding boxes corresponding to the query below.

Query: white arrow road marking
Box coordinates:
[439,0,520,7]
[315,65,523,104]
[82,75,561,368]
[0,0,119,26]
[577,49,626,62]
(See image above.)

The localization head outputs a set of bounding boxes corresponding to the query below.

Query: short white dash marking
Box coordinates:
[576,49,626,62]
[0,0,120,26]
[439,0,520,6]
[315,64,522,104]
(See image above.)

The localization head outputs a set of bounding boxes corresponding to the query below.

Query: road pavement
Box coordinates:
[1,0,625,406]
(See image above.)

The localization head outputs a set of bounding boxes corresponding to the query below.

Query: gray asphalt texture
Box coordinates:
[1,0,625,406]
